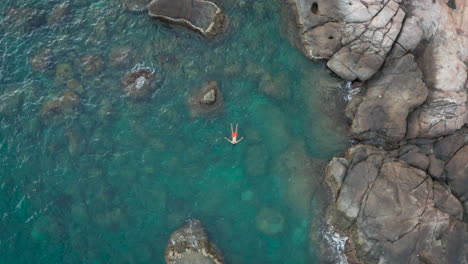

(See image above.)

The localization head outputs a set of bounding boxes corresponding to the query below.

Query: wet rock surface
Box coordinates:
[289,0,467,140]
[347,54,428,142]
[148,0,227,37]
[288,3,468,261]
[40,90,80,122]
[165,219,224,264]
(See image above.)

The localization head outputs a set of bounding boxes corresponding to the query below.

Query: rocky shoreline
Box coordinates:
[287,0,467,263]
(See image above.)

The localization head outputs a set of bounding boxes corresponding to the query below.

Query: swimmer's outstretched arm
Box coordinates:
[237,137,244,142]
[224,137,234,144]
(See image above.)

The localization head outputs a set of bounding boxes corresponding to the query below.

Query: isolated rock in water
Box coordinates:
[148,0,227,36]
[165,219,224,264]
[200,88,216,105]
[188,81,223,117]
[121,68,158,100]
[30,48,54,73]
[348,54,427,142]
[4,8,46,35]
[256,207,285,235]
[124,0,151,12]
[55,63,74,83]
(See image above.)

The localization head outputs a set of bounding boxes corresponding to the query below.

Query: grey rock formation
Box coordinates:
[289,0,467,139]
[165,219,224,264]
[347,54,428,142]
[326,143,467,264]
[288,0,406,81]
[148,0,227,37]
[446,145,468,203]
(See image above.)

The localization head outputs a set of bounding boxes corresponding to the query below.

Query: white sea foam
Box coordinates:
[340,81,360,101]
[321,224,348,264]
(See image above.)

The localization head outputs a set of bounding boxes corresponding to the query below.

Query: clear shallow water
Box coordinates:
[0,0,349,263]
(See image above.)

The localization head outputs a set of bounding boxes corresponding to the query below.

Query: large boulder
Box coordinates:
[433,127,468,161]
[327,144,467,264]
[165,219,224,264]
[347,54,428,142]
[148,0,227,37]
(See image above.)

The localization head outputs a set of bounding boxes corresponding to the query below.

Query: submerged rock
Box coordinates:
[40,90,80,122]
[256,207,285,235]
[188,81,224,117]
[121,68,158,100]
[55,63,74,83]
[108,46,134,68]
[124,0,151,12]
[0,87,25,118]
[29,48,54,73]
[4,8,46,36]
[165,219,224,264]
[148,0,227,37]
[77,54,104,75]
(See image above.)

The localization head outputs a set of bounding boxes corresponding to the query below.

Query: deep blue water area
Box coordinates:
[0,0,349,263]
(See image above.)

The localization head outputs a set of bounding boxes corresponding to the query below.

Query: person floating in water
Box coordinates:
[225,123,244,145]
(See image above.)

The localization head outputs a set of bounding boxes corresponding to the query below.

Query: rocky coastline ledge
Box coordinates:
[287,0,467,263]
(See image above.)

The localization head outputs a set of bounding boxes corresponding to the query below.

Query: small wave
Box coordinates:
[339,81,360,101]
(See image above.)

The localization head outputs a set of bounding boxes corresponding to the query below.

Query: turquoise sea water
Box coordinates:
[0,0,349,263]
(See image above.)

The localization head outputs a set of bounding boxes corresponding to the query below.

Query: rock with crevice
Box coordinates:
[348,54,428,142]
[327,144,467,264]
[288,0,406,81]
[165,219,224,264]
[405,0,467,138]
[148,0,227,37]
[446,145,468,203]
